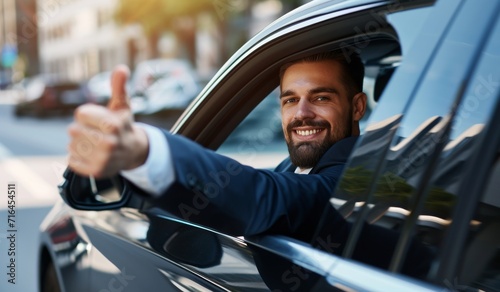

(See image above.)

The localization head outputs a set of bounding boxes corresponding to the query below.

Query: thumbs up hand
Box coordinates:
[107,65,131,111]
[68,65,149,178]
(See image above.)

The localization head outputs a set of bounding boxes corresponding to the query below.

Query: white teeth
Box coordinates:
[296,129,322,136]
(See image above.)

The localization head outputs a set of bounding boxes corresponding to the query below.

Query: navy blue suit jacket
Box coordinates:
[143,132,432,277]
[149,132,358,239]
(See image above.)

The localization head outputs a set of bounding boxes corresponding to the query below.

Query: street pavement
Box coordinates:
[0,93,69,292]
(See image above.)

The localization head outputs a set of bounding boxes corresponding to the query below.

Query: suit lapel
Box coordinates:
[310,136,359,174]
[274,157,296,173]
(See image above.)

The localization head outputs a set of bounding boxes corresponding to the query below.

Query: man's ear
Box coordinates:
[352,92,367,122]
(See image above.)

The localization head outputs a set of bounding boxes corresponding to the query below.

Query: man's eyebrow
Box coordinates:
[280,87,339,99]
[309,87,339,95]
[280,90,295,99]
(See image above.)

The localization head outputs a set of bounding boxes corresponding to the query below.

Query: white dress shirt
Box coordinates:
[120,123,173,196]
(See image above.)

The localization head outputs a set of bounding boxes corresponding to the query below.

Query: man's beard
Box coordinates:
[286,115,352,169]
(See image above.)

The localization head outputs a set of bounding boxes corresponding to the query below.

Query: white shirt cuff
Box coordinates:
[120,123,175,197]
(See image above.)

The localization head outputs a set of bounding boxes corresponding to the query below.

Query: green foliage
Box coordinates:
[114,0,214,35]
[339,166,457,219]
[114,0,305,36]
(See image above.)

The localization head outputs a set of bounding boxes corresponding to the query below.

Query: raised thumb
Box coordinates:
[108,64,131,111]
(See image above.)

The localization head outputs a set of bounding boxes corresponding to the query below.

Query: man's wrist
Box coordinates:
[128,124,150,170]
[121,123,174,196]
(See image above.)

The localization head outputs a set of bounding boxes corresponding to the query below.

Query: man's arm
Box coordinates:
[113,122,345,238]
[130,130,346,238]
[67,64,347,239]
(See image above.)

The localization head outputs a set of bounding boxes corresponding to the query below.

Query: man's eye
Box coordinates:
[283,98,297,104]
[316,96,330,101]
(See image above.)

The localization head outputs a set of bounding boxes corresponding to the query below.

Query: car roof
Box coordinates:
[228,0,388,60]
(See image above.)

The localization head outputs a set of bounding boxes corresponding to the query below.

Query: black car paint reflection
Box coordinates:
[74,207,316,291]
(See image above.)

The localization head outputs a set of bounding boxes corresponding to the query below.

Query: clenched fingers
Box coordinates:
[68,105,130,177]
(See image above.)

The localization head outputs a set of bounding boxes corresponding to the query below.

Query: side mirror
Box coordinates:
[58,167,131,210]
[162,228,223,268]
[146,216,223,268]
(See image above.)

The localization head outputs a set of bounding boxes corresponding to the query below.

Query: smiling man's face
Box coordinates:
[280,60,357,169]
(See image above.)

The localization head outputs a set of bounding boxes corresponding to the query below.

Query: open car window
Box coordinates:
[216,88,288,169]
[216,73,378,169]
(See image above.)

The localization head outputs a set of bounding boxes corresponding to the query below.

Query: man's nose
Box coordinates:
[294,99,315,120]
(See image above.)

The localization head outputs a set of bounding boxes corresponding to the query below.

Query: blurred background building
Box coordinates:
[0,0,309,87]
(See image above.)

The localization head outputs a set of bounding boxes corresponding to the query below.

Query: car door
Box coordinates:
[313,0,500,290]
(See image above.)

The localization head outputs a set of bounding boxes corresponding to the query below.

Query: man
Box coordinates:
[68,51,366,239]
[68,51,434,278]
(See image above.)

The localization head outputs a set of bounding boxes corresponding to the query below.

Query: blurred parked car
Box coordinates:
[82,71,113,105]
[14,75,87,117]
[132,74,200,113]
[40,0,500,291]
[130,58,198,97]
[131,73,201,128]
[129,58,200,128]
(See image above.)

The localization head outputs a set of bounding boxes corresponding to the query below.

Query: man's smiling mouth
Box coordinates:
[295,129,324,136]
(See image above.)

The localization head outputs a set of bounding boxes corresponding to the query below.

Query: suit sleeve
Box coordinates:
[143,131,346,238]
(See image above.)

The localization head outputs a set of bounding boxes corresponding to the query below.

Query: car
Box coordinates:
[133,75,200,112]
[82,71,113,105]
[39,0,500,291]
[128,58,201,128]
[14,75,88,117]
[129,58,198,98]
[132,74,201,128]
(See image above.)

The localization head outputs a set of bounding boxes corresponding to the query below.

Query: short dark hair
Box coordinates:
[279,51,365,97]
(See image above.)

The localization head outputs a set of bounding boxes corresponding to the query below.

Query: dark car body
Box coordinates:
[14,75,88,117]
[39,0,500,291]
